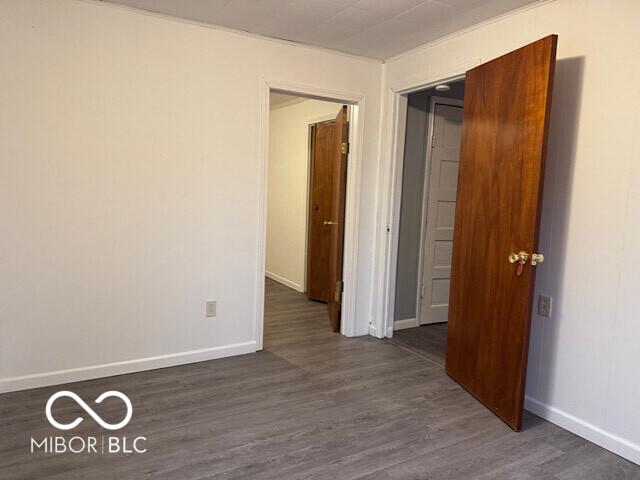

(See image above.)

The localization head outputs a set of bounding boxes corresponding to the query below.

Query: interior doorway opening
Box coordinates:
[385,35,557,431]
[263,91,351,343]
[392,80,465,367]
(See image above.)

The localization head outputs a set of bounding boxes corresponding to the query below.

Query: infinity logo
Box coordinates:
[45,391,133,431]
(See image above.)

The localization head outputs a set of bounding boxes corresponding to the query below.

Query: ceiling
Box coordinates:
[103,0,541,59]
[269,92,299,106]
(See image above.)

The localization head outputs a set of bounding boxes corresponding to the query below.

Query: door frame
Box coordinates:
[373,60,482,339]
[255,78,365,349]
[414,96,464,329]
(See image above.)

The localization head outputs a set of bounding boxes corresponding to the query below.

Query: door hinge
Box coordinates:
[334,280,343,302]
[420,284,425,299]
[431,134,436,148]
[341,142,349,155]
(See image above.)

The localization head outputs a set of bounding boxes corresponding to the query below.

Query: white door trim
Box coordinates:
[372,61,481,339]
[415,96,464,328]
[255,77,366,349]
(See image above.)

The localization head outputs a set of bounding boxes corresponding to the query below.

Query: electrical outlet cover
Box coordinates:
[538,295,552,318]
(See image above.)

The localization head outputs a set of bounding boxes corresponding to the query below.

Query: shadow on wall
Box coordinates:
[527,56,586,400]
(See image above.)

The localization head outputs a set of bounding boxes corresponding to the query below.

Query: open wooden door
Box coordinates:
[307,121,336,303]
[445,36,557,430]
[327,106,349,332]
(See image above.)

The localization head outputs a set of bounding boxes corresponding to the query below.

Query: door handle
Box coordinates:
[323,220,338,225]
[508,251,529,276]
[508,251,544,276]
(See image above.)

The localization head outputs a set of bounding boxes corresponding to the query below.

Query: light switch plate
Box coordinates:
[538,295,552,318]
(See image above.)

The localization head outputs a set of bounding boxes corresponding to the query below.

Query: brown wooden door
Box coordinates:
[327,106,349,332]
[307,122,335,302]
[445,35,557,431]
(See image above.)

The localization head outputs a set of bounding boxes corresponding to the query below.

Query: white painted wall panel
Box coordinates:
[0,0,381,390]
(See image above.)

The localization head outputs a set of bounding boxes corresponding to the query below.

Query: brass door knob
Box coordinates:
[508,251,544,276]
[323,220,338,225]
[508,251,529,264]
[509,251,529,276]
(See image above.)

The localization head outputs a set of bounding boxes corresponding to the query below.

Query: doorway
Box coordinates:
[392,81,465,366]
[262,91,353,342]
[385,36,558,430]
[306,108,349,317]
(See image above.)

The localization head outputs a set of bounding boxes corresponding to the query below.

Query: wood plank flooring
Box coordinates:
[0,278,638,479]
[390,323,448,367]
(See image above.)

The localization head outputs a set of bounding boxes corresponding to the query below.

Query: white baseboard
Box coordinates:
[525,396,640,466]
[265,271,303,292]
[0,341,257,394]
[394,318,418,331]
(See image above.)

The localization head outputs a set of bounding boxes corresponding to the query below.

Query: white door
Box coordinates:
[419,99,463,325]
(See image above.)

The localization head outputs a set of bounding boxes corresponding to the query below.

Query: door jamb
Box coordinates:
[374,63,480,339]
[414,96,464,329]
[255,78,365,349]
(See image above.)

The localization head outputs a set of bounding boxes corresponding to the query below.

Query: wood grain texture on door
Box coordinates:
[307,122,335,302]
[327,106,349,332]
[445,35,557,430]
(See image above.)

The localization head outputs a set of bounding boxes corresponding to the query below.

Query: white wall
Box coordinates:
[381,0,640,464]
[267,99,342,292]
[0,0,381,392]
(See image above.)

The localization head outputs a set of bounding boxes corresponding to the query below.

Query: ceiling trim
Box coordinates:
[83,0,383,63]
[384,0,557,64]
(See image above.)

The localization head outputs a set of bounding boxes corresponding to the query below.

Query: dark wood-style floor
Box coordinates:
[390,323,448,367]
[1,278,638,479]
